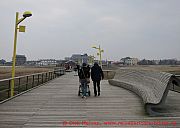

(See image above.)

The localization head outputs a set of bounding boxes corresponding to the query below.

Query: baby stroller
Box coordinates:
[78,81,91,96]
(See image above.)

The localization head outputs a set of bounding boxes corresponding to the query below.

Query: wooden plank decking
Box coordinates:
[0,72,180,127]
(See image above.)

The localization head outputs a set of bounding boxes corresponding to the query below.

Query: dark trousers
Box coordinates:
[93,80,100,95]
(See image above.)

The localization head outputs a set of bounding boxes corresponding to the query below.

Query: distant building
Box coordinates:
[81,54,89,64]
[125,58,138,65]
[121,57,139,65]
[69,53,89,64]
[26,60,38,66]
[64,57,71,61]
[138,59,180,65]
[0,59,6,65]
[37,59,57,66]
[70,54,82,63]
[152,60,160,65]
[138,59,155,65]
[159,59,178,65]
[15,55,26,65]
[177,61,180,65]
[56,60,67,67]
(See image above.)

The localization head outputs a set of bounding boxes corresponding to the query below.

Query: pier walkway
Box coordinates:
[0,72,180,127]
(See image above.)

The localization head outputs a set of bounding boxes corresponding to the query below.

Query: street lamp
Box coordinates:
[92,45,104,67]
[11,11,32,97]
[88,55,95,65]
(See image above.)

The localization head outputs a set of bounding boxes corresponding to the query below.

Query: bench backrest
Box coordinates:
[113,68,173,104]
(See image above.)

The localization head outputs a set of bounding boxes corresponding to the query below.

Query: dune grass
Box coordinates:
[119,65,180,75]
[0,67,53,80]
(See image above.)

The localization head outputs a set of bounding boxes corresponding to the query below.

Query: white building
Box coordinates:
[124,58,139,65]
[37,59,57,66]
[121,57,139,65]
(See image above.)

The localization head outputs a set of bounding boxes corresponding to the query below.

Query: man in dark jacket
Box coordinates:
[91,62,104,96]
[78,63,90,98]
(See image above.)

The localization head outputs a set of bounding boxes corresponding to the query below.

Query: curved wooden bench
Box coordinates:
[108,68,179,116]
[103,70,116,80]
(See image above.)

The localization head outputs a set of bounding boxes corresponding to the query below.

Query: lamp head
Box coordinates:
[23,11,32,18]
[92,46,97,49]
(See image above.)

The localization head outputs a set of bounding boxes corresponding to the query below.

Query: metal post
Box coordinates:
[26,76,28,90]
[32,75,34,87]
[48,72,50,80]
[8,80,11,98]
[55,73,57,78]
[37,74,39,85]
[99,45,102,67]
[18,78,20,93]
[42,74,43,84]
[11,12,19,97]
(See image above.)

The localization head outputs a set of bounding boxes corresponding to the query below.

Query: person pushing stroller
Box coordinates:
[78,63,90,98]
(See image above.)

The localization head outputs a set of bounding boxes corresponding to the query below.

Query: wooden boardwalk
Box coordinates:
[0,72,180,127]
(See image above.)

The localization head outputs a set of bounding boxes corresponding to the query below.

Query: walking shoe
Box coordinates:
[83,96,86,99]
[94,93,97,97]
[98,93,100,96]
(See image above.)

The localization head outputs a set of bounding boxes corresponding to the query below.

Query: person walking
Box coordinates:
[91,62,104,96]
[78,63,90,98]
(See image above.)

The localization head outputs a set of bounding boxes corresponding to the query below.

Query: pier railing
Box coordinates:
[0,69,65,102]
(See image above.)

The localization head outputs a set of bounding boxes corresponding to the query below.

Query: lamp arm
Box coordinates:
[17,17,26,25]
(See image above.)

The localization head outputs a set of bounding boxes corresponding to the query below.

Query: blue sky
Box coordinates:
[0,0,180,61]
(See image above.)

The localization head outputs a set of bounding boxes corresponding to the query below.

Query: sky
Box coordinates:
[0,0,180,61]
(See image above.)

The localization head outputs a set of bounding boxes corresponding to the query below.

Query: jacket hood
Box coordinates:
[94,62,99,67]
[82,63,87,67]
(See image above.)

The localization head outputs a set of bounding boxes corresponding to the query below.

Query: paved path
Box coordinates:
[0,72,180,127]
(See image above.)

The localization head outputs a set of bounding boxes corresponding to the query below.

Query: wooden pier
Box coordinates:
[0,72,180,127]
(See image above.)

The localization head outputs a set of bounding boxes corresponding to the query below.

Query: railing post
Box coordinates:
[54,73,57,78]
[47,72,49,81]
[18,78,20,94]
[46,73,47,82]
[37,74,39,85]
[32,75,34,88]
[26,76,28,90]
[44,73,46,82]
[42,73,43,84]
[8,80,11,98]
[48,72,50,81]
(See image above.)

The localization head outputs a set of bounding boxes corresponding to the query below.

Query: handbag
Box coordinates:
[85,78,90,83]
[82,68,90,83]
